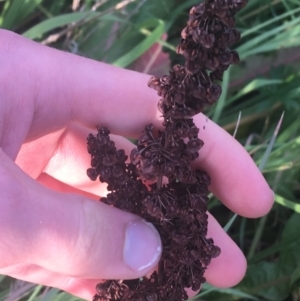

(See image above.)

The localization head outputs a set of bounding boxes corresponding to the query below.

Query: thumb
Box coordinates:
[0,149,162,280]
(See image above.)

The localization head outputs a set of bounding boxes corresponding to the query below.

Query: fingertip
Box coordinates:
[1,151,162,281]
[123,219,162,272]
[66,199,162,279]
[248,188,274,218]
[231,173,274,219]
[194,113,274,218]
[205,214,247,288]
[205,245,247,288]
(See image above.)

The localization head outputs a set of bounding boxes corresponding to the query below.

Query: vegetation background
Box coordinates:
[0,0,300,300]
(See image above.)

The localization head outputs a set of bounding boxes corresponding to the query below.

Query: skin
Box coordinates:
[0,29,274,300]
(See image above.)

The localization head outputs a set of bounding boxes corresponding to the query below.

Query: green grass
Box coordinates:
[1,0,300,300]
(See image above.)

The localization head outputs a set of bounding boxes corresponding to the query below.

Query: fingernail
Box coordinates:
[124,220,162,271]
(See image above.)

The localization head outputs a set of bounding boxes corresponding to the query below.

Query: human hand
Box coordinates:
[0,30,273,300]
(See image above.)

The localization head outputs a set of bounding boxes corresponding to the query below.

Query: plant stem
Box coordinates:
[157,175,162,190]
[158,260,164,285]
[247,215,268,259]
[27,285,43,301]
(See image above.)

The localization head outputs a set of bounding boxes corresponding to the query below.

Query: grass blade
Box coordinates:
[233,111,242,138]
[1,0,43,30]
[197,283,259,300]
[223,213,238,232]
[258,112,284,171]
[247,113,284,259]
[22,11,100,39]
[38,288,60,301]
[274,194,300,213]
[212,69,230,123]
[242,6,300,38]
[27,285,43,301]
[112,20,165,68]
[239,17,300,59]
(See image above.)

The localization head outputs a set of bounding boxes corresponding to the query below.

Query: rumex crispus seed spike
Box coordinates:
[88,0,246,300]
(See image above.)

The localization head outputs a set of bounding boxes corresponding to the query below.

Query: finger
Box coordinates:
[15,125,106,196]
[30,156,248,287]
[17,119,273,219]
[16,124,134,196]
[0,149,162,280]
[34,140,247,287]
[204,213,246,287]
[0,30,160,159]
[194,114,274,218]
[37,173,246,287]
[37,173,100,200]
[14,128,65,180]
[43,126,135,196]
[1,214,245,301]
[39,121,273,218]
[3,31,273,217]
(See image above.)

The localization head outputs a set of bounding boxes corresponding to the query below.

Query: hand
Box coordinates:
[0,30,273,300]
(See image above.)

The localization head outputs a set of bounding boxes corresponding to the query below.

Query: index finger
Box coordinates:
[1,30,273,217]
[0,30,160,144]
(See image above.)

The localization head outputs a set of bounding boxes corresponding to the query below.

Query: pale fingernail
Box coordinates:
[124,220,162,271]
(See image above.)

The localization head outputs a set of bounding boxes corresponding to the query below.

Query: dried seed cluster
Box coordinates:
[87,1,247,300]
